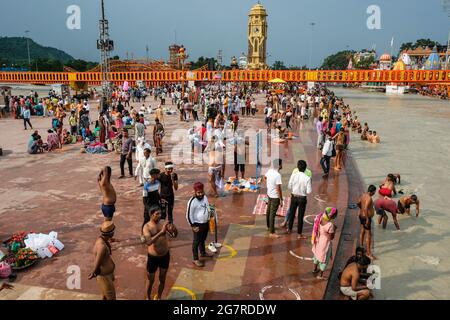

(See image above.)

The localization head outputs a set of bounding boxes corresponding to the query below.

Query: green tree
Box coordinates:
[271,60,286,70]
[321,50,355,70]
[355,56,376,69]
[399,42,414,52]
[190,56,217,70]
[65,59,98,71]
[414,38,440,48]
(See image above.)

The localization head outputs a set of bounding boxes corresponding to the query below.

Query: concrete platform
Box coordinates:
[0,95,355,300]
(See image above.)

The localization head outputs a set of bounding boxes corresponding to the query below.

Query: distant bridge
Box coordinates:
[0,70,449,86]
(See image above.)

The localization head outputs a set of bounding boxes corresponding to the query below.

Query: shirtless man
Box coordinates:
[143,206,170,300]
[88,221,116,300]
[205,136,222,197]
[353,116,361,132]
[357,185,377,259]
[98,166,117,221]
[398,194,420,217]
[339,256,371,300]
[370,131,380,143]
[379,174,397,198]
[360,123,369,140]
[333,128,346,170]
[389,173,401,185]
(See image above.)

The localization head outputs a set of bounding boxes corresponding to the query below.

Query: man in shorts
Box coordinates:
[374,197,400,230]
[357,185,376,259]
[143,206,170,300]
[339,256,371,300]
[98,166,116,221]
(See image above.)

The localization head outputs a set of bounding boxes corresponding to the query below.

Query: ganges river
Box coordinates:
[334,88,450,300]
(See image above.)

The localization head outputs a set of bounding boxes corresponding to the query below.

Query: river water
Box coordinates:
[334,88,450,299]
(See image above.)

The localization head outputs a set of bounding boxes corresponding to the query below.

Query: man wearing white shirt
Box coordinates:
[287,160,312,238]
[265,105,273,131]
[135,146,156,186]
[320,133,334,177]
[264,159,283,238]
[186,182,214,267]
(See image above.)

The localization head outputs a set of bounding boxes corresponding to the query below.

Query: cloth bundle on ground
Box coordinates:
[24,232,64,259]
[86,142,109,154]
[224,177,261,193]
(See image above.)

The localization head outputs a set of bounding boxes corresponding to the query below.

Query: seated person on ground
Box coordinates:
[341,247,372,282]
[62,129,72,144]
[47,129,60,151]
[28,135,39,154]
[340,256,372,300]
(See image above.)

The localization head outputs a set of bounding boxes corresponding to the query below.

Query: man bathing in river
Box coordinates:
[143,206,171,300]
[379,174,397,198]
[374,197,400,230]
[98,166,117,221]
[398,194,420,217]
[357,185,377,260]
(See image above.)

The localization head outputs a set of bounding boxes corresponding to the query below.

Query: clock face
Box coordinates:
[253,27,260,33]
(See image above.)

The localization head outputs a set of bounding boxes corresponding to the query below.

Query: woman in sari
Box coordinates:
[47,129,60,151]
[311,207,338,280]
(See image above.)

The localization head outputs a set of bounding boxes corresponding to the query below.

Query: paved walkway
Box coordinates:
[0,94,355,300]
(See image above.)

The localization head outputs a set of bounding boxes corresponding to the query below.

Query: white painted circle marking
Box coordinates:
[259,285,301,300]
[314,195,326,203]
[303,215,315,225]
[289,250,314,261]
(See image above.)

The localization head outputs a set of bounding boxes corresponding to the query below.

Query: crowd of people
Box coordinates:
[6,80,422,301]
[415,85,449,100]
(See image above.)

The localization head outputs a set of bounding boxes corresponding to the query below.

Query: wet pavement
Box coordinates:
[0,93,358,300]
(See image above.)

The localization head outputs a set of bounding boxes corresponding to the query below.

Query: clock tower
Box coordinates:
[247,2,268,70]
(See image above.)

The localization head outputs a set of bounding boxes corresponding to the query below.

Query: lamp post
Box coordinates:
[25,30,31,71]
[309,22,316,69]
[178,46,186,99]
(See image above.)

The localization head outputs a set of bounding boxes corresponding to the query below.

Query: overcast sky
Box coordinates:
[1,0,449,67]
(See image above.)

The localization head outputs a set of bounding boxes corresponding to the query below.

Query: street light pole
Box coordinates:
[179,46,186,99]
[25,30,31,70]
[446,30,450,70]
[309,23,315,69]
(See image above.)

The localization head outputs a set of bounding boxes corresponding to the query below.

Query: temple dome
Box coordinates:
[249,2,267,16]
[380,53,392,62]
